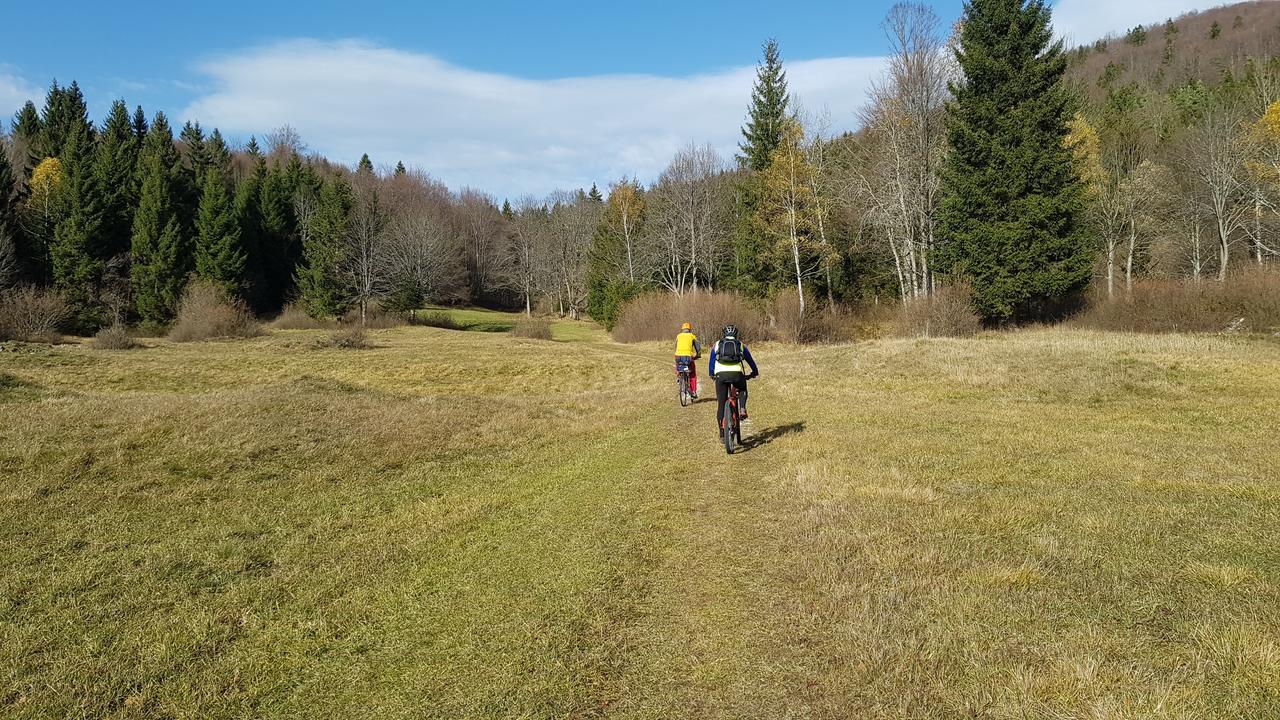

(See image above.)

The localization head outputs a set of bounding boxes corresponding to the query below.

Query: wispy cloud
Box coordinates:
[183,39,884,199]
[1052,0,1225,45]
[0,68,41,128]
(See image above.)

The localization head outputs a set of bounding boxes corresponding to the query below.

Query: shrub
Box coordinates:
[0,286,70,343]
[91,324,140,350]
[317,327,369,349]
[1072,268,1280,333]
[410,310,462,330]
[613,291,771,343]
[894,283,983,338]
[168,280,261,342]
[270,303,332,330]
[511,317,553,340]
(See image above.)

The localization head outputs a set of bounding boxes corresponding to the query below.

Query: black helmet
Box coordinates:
[722,324,738,338]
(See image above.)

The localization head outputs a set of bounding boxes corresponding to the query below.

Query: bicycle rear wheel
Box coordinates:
[679,374,690,406]
[723,409,736,454]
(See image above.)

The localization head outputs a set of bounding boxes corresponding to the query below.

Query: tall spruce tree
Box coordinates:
[730,39,791,296]
[357,153,374,175]
[12,101,43,171]
[254,163,297,311]
[0,139,18,285]
[93,100,141,260]
[51,124,105,317]
[295,174,351,318]
[131,112,189,323]
[738,39,790,172]
[194,168,246,296]
[131,106,149,144]
[936,0,1090,324]
[39,81,93,160]
[394,161,406,177]
[235,144,267,307]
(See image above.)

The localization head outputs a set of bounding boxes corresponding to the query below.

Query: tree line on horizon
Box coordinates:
[2,0,1279,334]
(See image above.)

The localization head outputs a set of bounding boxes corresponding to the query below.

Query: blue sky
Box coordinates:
[1,0,1220,198]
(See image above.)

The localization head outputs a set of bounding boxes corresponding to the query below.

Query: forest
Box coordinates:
[2,0,1279,340]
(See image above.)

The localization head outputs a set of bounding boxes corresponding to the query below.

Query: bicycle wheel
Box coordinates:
[723,408,736,454]
[679,374,690,407]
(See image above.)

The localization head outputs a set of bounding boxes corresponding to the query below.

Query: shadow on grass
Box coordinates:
[742,421,806,450]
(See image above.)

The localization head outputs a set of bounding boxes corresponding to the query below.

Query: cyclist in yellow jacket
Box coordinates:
[674,322,701,398]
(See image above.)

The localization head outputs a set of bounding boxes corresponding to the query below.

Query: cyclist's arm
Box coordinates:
[708,345,717,372]
[744,346,759,376]
[693,338,702,358]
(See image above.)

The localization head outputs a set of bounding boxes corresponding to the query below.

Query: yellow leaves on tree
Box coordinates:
[28,158,64,217]
[1065,113,1105,195]
[1249,100,1280,187]
[758,118,820,315]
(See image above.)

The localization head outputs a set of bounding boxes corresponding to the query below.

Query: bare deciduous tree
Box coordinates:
[343,177,391,324]
[848,2,950,300]
[647,143,727,294]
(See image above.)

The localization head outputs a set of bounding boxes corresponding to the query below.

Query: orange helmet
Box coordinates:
[681,322,692,331]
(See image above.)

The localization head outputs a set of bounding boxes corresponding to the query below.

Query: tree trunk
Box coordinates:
[1217,217,1230,282]
[1106,238,1115,299]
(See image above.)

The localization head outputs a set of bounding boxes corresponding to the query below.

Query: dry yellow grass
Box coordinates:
[1,320,1278,718]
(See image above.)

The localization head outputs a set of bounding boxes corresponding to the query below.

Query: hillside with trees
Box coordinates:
[2,0,1279,340]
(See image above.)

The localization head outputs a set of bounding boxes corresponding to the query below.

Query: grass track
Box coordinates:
[2,321,1279,717]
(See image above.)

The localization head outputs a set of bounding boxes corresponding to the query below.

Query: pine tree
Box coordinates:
[394,161,406,176]
[180,121,209,183]
[738,39,790,172]
[357,153,374,175]
[205,129,232,178]
[50,124,104,318]
[936,0,1091,324]
[93,100,141,260]
[0,142,18,285]
[295,175,351,318]
[131,105,149,144]
[39,80,93,160]
[587,183,603,203]
[194,168,246,296]
[254,164,297,311]
[131,112,189,323]
[12,101,43,171]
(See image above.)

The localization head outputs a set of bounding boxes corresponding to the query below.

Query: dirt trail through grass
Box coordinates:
[3,324,1280,718]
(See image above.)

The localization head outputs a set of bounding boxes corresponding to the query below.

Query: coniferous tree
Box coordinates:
[295,174,351,318]
[39,81,93,160]
[235,142,266,303]
[12,101,43,172]
[205,129,232,177]
[51,124,105,318]
[131,112,189,323]
[0,142,18,285]
[194,168,246,296]
[936,0,1090,324]
[731,39,791,295]
[94,100,141,260]
[357,153,374,175]
[587,183,603,203]
[131,106,149,144]
[394,161,406,176]
[738,39,790,172]
[254,163,297,311]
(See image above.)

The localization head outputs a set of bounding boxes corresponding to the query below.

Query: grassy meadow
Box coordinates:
[1,315,1279,718]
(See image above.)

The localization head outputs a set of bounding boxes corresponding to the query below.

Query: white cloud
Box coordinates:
[184,40,884,199]
[1052,0,1226,45]
[0,68,41,129]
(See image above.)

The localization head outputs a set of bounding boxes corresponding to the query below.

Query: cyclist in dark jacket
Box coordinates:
[708,325,758,434]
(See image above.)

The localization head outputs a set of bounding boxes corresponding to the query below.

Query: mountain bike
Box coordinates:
[721,384,743,454]
[676,357,695,407]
